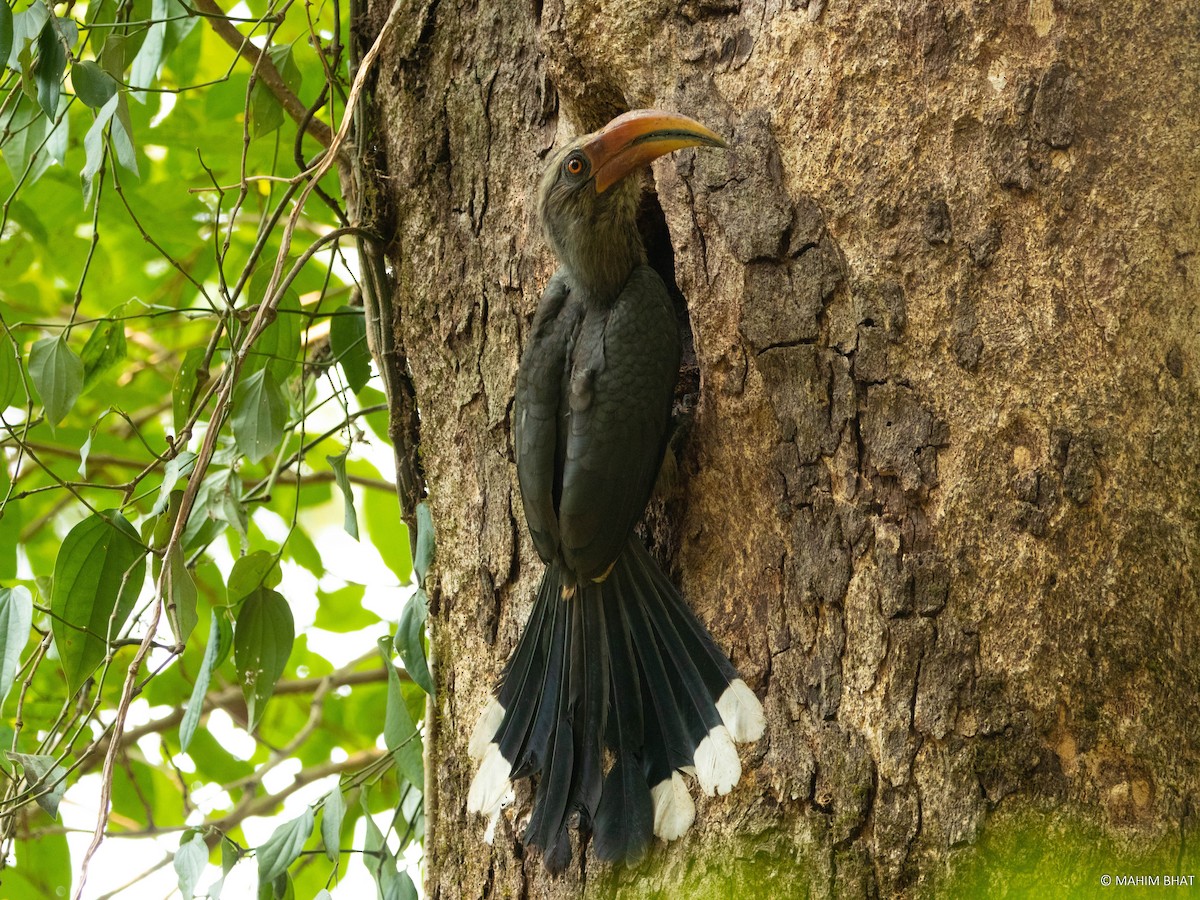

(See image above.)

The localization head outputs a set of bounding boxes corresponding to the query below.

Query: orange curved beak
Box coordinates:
[580,109,727,194]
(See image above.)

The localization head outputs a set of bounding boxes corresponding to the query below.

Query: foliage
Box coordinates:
[0,0,430,896]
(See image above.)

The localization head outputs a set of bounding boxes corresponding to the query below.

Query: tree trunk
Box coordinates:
[362,0,1200,895]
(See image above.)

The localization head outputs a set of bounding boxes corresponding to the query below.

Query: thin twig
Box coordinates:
[191,0,336,150]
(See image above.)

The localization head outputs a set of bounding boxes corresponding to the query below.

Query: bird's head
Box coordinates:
[536,109,726,300]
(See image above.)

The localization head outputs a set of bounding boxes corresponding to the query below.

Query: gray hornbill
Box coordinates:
[467,110,764,871]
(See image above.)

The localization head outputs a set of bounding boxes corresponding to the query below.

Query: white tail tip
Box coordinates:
[467,743,513,821]
[468,697,505,762]
[651,771,696,841]
[694,724,741,796]
[717,679,765,743]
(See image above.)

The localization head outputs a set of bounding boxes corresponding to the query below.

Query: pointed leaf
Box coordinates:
[255,807,313,883]
[28,335,83,426]
[0,586,33,705]
[329,305,370,393]
[51,510,147,694]
[395,871,418,900]
[378,637,422,790]
[320,786,345,863]
[247,83,283,140]
[129,0,168,95]
[180,609,231,752]
[227,550,280,603]
[150,450,197,516]
[326,449,359,540]
[81,92,118,201]
[71,59,117,109]
[361,794,400,899]
[0,3,12,70]
[6,752,67,819]
[80,316,126,384]
[165,543,198,646]
[1,95,50,183]
[210,837,241,900]
[6,5,47,71]
[35,21,67,118]
[172,346,207,434]
[395,588,433,697]
[78,424,97,477]
[244,274,303,380]
[111,92,138,175]
[231,368,288,464]
[0,334,19,409]
[234,588,294,731]
[173,831,207,898]
[413,501,434,587]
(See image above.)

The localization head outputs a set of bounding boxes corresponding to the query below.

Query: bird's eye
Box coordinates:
[564,153,588,177]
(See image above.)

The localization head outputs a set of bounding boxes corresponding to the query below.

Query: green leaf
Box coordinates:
[72,59,118,109]
[180,609,231,752]
[395,871,418,900]
[0,467,19,581]
[0,3,12,70]
[329,305,370,393]
[395,588,433,697]
[112,92,139,175]
[173,346,207,434]
[6,752,67,819]
[149,451,196,518]
[28,335,83,426]
[165,543,198,646]
[248,80,283,140]
[51,510,147,694]
[234,588,294,731]
[227,550,280,603]
[35,20,67,119]
[231,368,288,464]
[245,274,303,380]
[364,487,411,585]
[378,637,422,790]
[0,333,19,409]
[81,92,118,201]
[256,807,313,884]
[78,423,97,477]
[174,831,208,898]
[6,5,46,70]
[211,837,242,900]
[414,500,434,588]
[1,95,48,183]
[80,316,127,384]
[326,449,359,540]
[150,451,196,517]
[248,43,301,140]
[129,0,169,95]
[320,786,344,864]
[360,790,414,900]
[0,586,33,706]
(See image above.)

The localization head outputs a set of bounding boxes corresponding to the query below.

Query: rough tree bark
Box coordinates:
[360,0,1199,895]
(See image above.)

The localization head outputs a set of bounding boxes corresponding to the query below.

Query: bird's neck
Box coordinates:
[560,218,645,308]
[549,179,646,307]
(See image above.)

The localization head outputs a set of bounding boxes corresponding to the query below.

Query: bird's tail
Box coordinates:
[467,537,765,872]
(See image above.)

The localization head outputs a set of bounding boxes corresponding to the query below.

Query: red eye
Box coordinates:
[566,156,585,175]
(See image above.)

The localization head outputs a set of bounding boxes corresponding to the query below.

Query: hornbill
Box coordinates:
[467,110,765,872]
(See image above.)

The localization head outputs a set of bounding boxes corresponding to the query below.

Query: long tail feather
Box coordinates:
[466,537,764,868]
[592,583,653,863]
